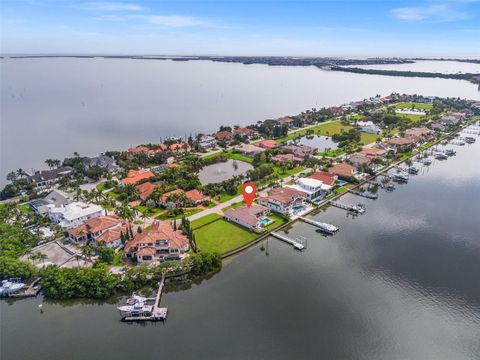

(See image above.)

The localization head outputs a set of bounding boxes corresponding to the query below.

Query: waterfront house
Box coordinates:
[405,127,431,139]
[233,127,259,138]
[127,146,150,156]
[95,223,130,248]
[214,131,234,141]
[309,171,337,186]
[26,166,74,189]
[67,215,123,244]
[286,178,332,201]
[274,117,294,126]
[328,163,356,180]
[198,135,217,149]
[271,153,304,165]
[348,153,372,168]
[81,155,119,172]
[359,147,386,159]
[330,106,344,116]
[357,120,381,135]
[257,139,279,149]
[238,144,265,156]
[169,143,190,152]
[387,137,417,151]
[259,187,307,215]
[48,201,104,229]
[29,189,73,216]
[121,169,155,185]
[124,221,189,263]
[223,204,270,231]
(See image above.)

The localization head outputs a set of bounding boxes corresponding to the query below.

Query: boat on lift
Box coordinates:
[392,172,409,182]
[126,293,148,305]
[445,149,456,156]
[464,136,476,144]
[386,184,395,191]
[0,278,26,296]
[434,152,448,160]
[408,166,419,174]
[423,159,432,165]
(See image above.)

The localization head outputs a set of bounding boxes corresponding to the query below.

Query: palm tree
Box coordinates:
[73,254,83,267]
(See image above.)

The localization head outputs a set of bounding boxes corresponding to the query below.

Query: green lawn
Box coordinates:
[226,150,254,163]
[222,201,244,211]
[18,204,31,214]
[112,252,123,266]
[194,212,287,254]
[360,132,382,145]
[134,205,163,217]
[156,208,202,220]
[394,102,433,110]
[191,213,222,230]
[194,219,258,254]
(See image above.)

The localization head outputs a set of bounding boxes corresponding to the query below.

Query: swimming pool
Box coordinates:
[292,204,306,212]
[259,217,272,225]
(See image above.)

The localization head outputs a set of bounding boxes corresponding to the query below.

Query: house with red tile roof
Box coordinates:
[275,117,294,125]
[224,204,270,231]
[124,221,189,263]
[128,146,150,154]
[387,137,417,150]
[282,144,316,157]
[96,223,130,248]
[185,189,209,204]
[309,171,337,186]
[359,147,387,159]
[159,189,185,208]
[328,163,356,179]
[169,143,190,152]
[233,127,258,138]
[259,187,306,215]
[238,144,265,156]
[348,153,372,168]
[67,215,123,244]
[271,153,304,165]
[214,131,234,141]
[257,139,279,149]
[136,182,157,201]
[121,169,155,185]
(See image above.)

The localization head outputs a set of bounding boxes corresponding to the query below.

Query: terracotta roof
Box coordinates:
[224,204,268,227]
[328,163,355,178]
[349,153,371,165]
[169,143,189,151]
[168,163,181,168]
[136,182,156,200]
[121,169,155,185]
[405,127,431,138]
[262,187,306,205]
[128,146,150,154]
[214,131,234,141]
[239,144,264,153]
[96,224,129,244]
[160,189,185,203]
[387,137,416,146]
[309,171,337,186]
[137,247,156,256]
[275,117,293,124]
[125,221,189,253]
[68,215,122,238]
[359,147,386,157]
[185,189,207,202]
[235,127,257,134]
[271,154,304,164]
[257,139,279,149]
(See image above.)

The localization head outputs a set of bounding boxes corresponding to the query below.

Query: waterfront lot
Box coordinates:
[394,102,433,110]
[194,213,286,254]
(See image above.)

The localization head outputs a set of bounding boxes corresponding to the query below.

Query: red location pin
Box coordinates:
[242,182,256,208]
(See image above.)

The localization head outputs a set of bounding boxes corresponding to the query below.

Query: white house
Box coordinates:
[286,178,332,202]
[48,201,104,229]
[259,187,307,216]
[357,121,381,135]
[198,135,217,149]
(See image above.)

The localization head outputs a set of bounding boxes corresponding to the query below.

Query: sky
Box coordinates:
[1,0,480,57]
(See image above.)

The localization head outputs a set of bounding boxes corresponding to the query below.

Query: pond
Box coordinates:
[291,135,338,152]
[198,159,253,185]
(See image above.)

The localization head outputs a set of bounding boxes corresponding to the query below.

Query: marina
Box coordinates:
[348,189,378,199]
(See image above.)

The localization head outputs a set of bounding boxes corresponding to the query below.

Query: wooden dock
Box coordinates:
[121,275,168,322]
[298,217,338,234]
[8,278,42,298]
[271,232,306,250]
[348,189,378,199]
[328,201,366,214]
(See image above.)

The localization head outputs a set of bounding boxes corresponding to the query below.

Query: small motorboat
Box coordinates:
[126,294,147,305]
[386,184,395,192]
[445,149,456,156]
[423,159,432,165]
[392,172,409,182]
[0,278,26,296]
[464,136,476,144]
[434,152,448,160]
[408,166,418,174]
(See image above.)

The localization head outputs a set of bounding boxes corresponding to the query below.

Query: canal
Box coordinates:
[1,135,480,360]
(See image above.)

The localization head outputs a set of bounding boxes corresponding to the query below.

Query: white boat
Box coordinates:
[126,294,147,305]
[445,149,456,156]
[117,302,153,315]
[350,203,366,214]
[464,137,476,144]
[423,159,432,165]
[434,152,448,160]
[392,173,409,182]
[386,184,395,191]
[0,278,26,296]
[408,166,418,174]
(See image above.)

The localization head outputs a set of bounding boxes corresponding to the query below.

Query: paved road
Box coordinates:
[187,168,312,221]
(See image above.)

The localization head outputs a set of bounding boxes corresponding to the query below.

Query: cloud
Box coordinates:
[78,2,146,11]
[141,15,209,27]
[391,4,469,22]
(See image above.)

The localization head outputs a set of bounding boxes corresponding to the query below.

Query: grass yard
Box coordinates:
[394,102,433,110]
[194,219,258,254]
[112,252,123,266]
[226,150,254,163]
[191,213,222,230]
[18,204,31,214]
[134,205,163,217]
[360,132,382,145]
[156,208,202,220]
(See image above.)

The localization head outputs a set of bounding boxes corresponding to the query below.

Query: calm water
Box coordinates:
[198,159,253,185]
[2,131,480,360]
[292,135,338,151]
[1,58,480,184]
